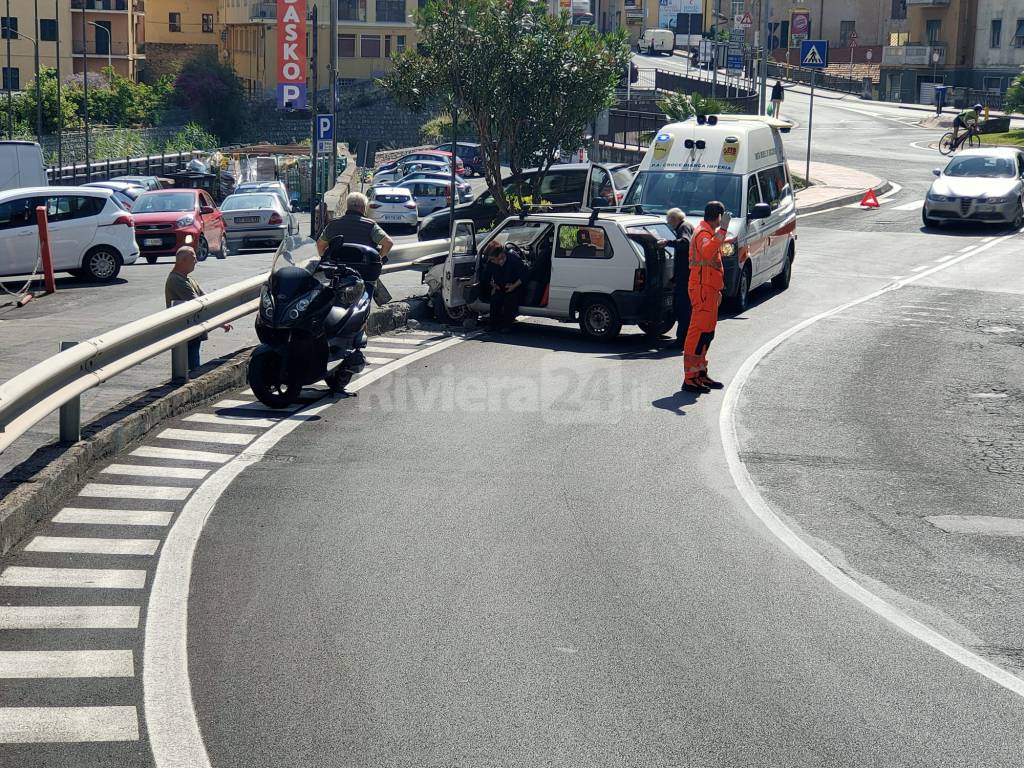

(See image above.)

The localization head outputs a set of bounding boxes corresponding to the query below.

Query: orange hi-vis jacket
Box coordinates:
[688,220,725,290]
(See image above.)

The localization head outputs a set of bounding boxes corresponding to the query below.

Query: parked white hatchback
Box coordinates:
[367,186,419,230]
[0,186,139,281]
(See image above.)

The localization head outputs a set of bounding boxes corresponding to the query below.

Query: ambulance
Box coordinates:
[622,114,796,312]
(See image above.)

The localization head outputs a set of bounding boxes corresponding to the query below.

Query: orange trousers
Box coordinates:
[683,283,720,381]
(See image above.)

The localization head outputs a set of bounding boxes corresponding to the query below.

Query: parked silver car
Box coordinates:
[220,192,295,251]
[923,147,1024,229]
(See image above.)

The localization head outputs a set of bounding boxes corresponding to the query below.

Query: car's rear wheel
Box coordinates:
[772,245,794,291]
[215,238,228,259]
[579,297,622,341]
[638,316,676,338]
[79,247,122,282]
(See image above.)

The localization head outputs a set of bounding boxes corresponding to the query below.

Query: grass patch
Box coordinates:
[979,129,1024,147]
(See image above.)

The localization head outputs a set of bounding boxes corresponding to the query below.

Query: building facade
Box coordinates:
[70,0,147,80]
[0,0,74,92]
[971,1,1024,95]
[219,0,418,99]
[144,0,219,79]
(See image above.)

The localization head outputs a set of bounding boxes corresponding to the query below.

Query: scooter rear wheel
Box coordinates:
[248,352,302,409]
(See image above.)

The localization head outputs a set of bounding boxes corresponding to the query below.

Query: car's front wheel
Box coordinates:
[727,265,751,314]
[1012,202,1024,230]
[79,247,122,282]
[196,236,209,262]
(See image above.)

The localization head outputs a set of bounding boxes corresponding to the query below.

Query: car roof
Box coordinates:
[953,147,1022,159]
[0,185,112,198]
[85,181,140,190]
[398,178,454,186]
[372,186,412,194]
[238,181,285,188]
[518,211,664,226]
[517,162,628,175]
[140,188,199,195]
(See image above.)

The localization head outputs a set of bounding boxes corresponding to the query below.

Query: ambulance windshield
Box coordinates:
[624,171,742,217]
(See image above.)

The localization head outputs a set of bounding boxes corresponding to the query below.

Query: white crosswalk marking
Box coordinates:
[0,706,139,742]
[0,606,140,630]
[80,483,191,501]
[158,428,255,446]
[0,650,134,678]
[214,398,297,413]
[26,536,160,556]
[892,199,924,211]
[131,445,234,464]
[365,357,399,365]
[368,337,427,346]
[362,346,408,356]
[0,566,147,590]
[101,464,209,480]
[54,507,173,527]
[184,412,279,429]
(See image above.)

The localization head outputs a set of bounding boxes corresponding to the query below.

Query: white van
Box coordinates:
[426,212,677,340]
[623,114,796,312]
[638,28,674,55]
[0,141,48,193]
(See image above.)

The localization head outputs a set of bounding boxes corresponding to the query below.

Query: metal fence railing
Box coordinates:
[47,151,205,186]
[767,61,863,95]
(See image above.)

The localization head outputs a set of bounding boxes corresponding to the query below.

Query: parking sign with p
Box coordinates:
[316,114,334,154]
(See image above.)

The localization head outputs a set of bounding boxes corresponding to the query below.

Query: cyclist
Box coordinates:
[952,103,983,146]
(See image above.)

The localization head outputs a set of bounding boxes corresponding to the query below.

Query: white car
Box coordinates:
[0,186,138,281]
[922,147,1024,229]
[367,187,419,230]
[221,192,296,251]
[638,28,674,55]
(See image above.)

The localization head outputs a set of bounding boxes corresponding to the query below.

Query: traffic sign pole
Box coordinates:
[805,69,815,188]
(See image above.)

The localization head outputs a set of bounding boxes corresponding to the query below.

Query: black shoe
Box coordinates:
[699,375,724,390]
[681,381,710,394]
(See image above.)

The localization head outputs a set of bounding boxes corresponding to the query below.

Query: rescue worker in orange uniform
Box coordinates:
[682,201,729,394]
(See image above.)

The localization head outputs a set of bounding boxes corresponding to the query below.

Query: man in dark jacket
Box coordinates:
[481,241,529,331]
[316,192,393,262]
[659,207,693,347]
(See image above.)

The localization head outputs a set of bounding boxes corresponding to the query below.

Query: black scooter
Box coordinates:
[248,237,382,408]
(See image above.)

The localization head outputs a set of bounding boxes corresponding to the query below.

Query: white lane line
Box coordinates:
[131,446,233,464]
[362,346,409,356]
[720,230,1024,700]
[981,237,995,243]
[892,199,924,211]
[158,428,255,447]
[368,337,428,346]
[0,605,140,630]
[102,464,209,480]
[911,265,930,272]
[54,507,173,527]
[0,706,139,743]
[365,356,399,365]
[237,388,254,396]
[145,332,468,768]
[0,566,147,590]
[183,413,279,429]
[0,650,134,678]
[959,245,975,252]
[935,254,959,262]
[26,536,160,556]
[80,483,191,501]
[926,515,1024,536]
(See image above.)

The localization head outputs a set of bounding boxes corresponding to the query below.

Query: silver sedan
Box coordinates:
[923,147,1024,229]
[220,192,296,251]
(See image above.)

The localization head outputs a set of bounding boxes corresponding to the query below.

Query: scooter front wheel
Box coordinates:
[325,370,353,394]
[248,351,302,409]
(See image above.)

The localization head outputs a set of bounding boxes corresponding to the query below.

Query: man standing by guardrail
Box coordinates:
[165,246,232,371]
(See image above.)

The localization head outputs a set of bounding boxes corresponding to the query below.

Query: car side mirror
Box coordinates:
[932,168,941,177]
[200,205,215,215]
[749,202,772,220]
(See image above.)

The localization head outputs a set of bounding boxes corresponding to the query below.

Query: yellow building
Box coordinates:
[71,0,146,80]
[143,0,219,79]
[219,0,418,98]
[0,0,74,91]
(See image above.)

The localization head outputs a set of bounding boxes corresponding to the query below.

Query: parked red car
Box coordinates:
[131,188,227,263]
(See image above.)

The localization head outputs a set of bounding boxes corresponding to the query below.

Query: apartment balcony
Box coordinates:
[71,0,131,11]
[906,0,949,5]
[882,43,945,66]
[72,39,132,56]
[250,2,276,20]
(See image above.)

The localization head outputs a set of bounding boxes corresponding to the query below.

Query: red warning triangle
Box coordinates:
[860,189,880,208]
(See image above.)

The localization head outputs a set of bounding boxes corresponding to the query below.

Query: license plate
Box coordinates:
[235,216,260,223]
[143,238,162,246]
[381,214,404,221]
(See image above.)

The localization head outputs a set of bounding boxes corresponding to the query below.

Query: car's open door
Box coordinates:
[442,219,477,309]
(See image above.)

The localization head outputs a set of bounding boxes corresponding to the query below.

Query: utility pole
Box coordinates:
[82,8,90,179]
[5,0,12,139]
[55,0,62,174]
[329,0,338,195]
[759,0,769,114]
[34,0,41,140]
[308,3,319,238]
[711,0,721,99]
[449,0,457,238]
[87,21,111,72]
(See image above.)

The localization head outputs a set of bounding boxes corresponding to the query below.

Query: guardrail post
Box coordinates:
[170,300,190,383]
[58,341,81,443]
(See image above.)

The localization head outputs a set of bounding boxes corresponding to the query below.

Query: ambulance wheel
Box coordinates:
[772,246,793,291]
[728,265,751,314]
[579,297,622,341]
[432,293,469,324]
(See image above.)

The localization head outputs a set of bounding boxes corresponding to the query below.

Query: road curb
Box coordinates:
[0,300,414,557]
[797,180,892,214]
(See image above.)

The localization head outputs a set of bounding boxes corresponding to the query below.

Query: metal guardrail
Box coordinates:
[0,239,450,455]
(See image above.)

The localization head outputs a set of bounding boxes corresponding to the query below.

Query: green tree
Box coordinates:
[382,0,628,217]
[88,67,173,127]
[172,49,245,143]
[9,67,82,134]
[1006,67,1024,114]
[657,90,739,121]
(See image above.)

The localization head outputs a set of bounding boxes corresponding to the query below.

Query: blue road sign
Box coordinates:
[800,39,828,69]
[316,114,334,153]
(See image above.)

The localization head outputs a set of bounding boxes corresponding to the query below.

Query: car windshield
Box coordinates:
[944,156,1017,178]
[222,194,278,210]
[623,171,743,216]
[133,192,195,213]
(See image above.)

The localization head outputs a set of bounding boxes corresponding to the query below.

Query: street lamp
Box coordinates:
[86,21,112,73]
[6,28,42,139]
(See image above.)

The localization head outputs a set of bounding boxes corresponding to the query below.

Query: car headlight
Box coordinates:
[927,192,954,202]
[175,215,195,228]
[260,286,273,317]
[985,196,1011,204]
[340,278,365,306]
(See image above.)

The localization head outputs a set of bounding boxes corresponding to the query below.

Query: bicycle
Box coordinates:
[938,123,981,156]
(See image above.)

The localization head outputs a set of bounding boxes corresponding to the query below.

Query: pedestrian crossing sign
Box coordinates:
[800,39,828,69]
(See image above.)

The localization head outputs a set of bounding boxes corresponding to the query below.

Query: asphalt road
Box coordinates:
[5,75,1024,767]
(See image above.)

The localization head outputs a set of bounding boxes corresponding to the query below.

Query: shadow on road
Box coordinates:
[651,389,699,415]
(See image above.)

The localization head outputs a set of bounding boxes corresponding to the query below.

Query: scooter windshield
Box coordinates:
[269,237,327,295]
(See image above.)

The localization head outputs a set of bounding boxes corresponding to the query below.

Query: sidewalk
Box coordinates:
[796,161,888,213]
